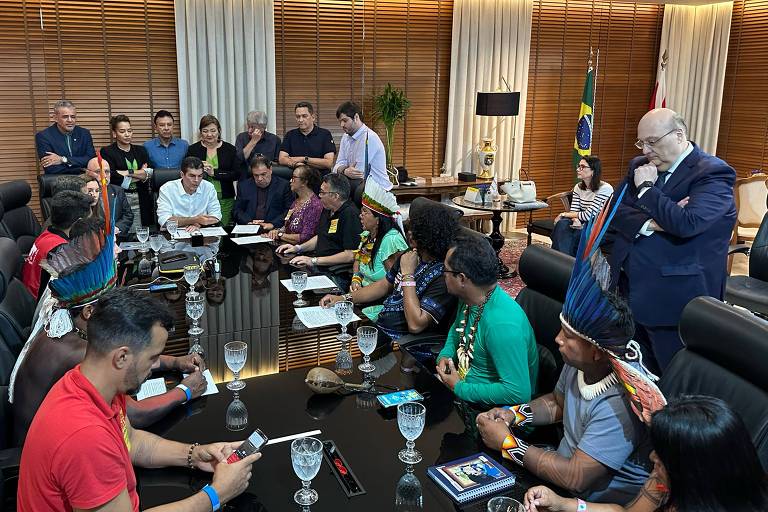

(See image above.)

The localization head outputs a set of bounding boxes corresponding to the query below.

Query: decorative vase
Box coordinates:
[477,138,497,179]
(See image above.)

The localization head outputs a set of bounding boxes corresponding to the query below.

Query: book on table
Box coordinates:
[427,453,516,504]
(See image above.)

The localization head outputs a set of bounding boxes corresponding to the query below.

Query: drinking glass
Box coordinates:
[136,226,150,253]
[487,497,525,512]
[335,340,353,376]
[225,395,248,431]
[185,293,204,336]
[291,271,309,307]
[356,326,378,373]
[397,402,426,464]
[138,256,152,277]
[184,264,201,296]
[166,219,179,239]
[149,234,164,263]
[291,437,323,506]
[225,341,247,391]
[334,300,354,342]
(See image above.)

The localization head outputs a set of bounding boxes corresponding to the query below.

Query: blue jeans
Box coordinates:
[551,218,581,256]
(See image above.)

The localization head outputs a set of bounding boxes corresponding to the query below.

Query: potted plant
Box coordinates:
[372,83,411,186]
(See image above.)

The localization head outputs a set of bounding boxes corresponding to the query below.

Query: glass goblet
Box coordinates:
[185,292,205,336]
[487,497,525,512]
[291,271,308,307]
[225,341,247,391]
[184,264,201,296]
[149,234,164,263]
[357,326,378,373]
[291,437,323,506]
[166,219,179,238]
[334,300,354,342]
[397,402,426,464]
[136,226,150,253]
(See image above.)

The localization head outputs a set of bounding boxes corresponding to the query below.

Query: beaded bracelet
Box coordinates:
[577,498,588,511]
[400,280,416,287]
[187,442,200,469]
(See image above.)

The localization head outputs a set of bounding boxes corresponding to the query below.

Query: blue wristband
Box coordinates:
[201,484,221,511]
[176,383,192,402]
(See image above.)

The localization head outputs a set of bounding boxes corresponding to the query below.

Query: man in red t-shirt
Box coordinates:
[21,190,91,298]
[18,289,260,511]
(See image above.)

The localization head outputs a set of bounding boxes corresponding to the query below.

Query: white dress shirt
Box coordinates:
[332,123,390,190]
[156,179,222,227]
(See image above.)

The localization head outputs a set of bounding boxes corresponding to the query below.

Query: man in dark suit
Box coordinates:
[608,108,736,372]
[232,155,293,231]
[85,158,134,239]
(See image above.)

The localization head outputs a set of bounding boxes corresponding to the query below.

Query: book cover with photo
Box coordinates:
[427,453,516,504]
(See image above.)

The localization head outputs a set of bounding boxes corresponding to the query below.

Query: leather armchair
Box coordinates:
[726,211,768,317]
[0,181,41,257]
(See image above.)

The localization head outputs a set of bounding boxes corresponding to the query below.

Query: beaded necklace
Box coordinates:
[455,288,494,380]
[288,197,312,231]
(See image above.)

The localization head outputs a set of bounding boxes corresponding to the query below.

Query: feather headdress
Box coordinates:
[559,184,666,424]
[361,178,404,236]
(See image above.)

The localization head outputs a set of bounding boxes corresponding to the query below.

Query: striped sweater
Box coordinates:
[570,181,614,222]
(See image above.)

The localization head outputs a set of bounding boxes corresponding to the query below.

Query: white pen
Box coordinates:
[265,429,322,446]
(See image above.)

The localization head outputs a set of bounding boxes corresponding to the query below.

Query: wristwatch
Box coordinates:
[304,156,309,164]
[277,231,284,239]
[311,256,318,266]
[637,180,654,190]
[61,156,68,165]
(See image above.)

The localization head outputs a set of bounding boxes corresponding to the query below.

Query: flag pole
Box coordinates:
[593,48,599,115]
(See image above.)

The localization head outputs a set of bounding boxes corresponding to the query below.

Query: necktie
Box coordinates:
[656,171,670,188]
[65,134,72,157]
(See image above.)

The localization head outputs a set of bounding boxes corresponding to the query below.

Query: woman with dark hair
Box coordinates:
[551,155,613,256]
[268,165,323,245]
[186,114,241,225]
[320,199,458,347]
[523,395,768,512]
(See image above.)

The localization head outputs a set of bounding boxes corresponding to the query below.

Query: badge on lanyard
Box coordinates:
[329,219,339,234]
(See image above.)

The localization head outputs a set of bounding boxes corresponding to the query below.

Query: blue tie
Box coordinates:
[656,171,670,188]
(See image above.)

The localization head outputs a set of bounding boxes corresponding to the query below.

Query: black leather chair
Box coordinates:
[151,168,181,194]
[526,190,572,245]
[0,181,42,257]
[37,174,70,222]
[726,211,768,317]
[0,237,35,359]
[661,296,768,469]
[271,164,292,182]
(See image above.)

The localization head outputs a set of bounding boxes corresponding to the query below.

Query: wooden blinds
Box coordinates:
[0,0,179,213]
[274,0,453,178]
[520,0,663,225]
[717,0,768,176]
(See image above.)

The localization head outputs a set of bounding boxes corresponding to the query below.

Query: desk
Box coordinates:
[392,178,499,200]
[451,197,548,279]
[137,352,547,511]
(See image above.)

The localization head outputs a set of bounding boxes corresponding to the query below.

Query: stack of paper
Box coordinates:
[232,224,261,235]
[280,275,336,292]
[231,235,272,245]
[294,306,361,328]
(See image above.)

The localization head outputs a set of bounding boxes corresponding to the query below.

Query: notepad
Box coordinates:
[294,306,361,328]
[136,377,167,401]
[231,235,272,245]
[119,242,145,251]
[199,226,228,236]
[280,275,336,292]
[427,453,516,504]
[181,369,219,396]
[232,224,261,235]
[172,230,193,239]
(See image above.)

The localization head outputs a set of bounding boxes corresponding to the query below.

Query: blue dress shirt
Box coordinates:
[143,137,190,169]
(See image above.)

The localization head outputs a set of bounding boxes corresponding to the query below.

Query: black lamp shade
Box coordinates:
[475,91,520,116]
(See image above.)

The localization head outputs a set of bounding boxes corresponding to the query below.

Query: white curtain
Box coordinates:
[658,2,732,154]
[444,0,533,181]
[175,0,276,144]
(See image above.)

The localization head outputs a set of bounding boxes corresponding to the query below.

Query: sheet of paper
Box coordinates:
[119,241,144,250]
[172,230,193,239]
[136,377,167,401]
[182,369,219,397]
[199,226,228,236]
[231,235,272,245]
[232,224,261,235]
[280,275,336,292]
[294,306,361,328]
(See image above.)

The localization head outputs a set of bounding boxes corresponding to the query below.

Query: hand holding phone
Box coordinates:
[226,429,269,463]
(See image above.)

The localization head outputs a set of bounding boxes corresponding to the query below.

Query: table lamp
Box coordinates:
[474,91,520,179]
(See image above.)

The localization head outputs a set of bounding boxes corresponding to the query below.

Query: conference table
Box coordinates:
[119,237,549,511]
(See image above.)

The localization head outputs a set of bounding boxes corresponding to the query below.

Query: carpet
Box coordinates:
[498,237,550,299]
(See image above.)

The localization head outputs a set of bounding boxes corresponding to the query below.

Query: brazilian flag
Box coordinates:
[573,66,595,169]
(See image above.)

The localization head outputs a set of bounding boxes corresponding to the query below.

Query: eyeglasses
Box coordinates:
[635,128,678,150]
[290,175,303,181]
[443,269,463,276]
[318,190,337,197]
[576,164,591,170]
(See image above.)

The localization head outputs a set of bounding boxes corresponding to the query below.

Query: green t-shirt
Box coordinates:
[359,228,408,285]
[438,285,539,407]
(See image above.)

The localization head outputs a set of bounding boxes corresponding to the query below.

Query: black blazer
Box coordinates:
[100,143,154,227]
[232,176,294,227]
[102,184,133,239]
[186,141,242,199]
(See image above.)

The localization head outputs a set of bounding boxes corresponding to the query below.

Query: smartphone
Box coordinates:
[376,389,425,408]
[226,429,269,463]
[149,282,179,293]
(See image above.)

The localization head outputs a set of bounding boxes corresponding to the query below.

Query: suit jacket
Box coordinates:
[186,141,242,199]
[232,176,294,227]
[607,143,736,326]
[104,184,133,239]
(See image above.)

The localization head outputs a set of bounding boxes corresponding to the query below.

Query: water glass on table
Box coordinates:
[291,271,308,306]
[487,496,525,512]
[185,293,204,336]
[291,437,323,506]
[334,300,354,342]
[397,402,426,464]
[149,234,164,263]
[136,226,149,253]
[225,341,247,391]
[356,326,378,373]
[184,264,201,296]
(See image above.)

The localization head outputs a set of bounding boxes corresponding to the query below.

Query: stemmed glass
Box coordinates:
[334,300,354,342]
[226,393,248,431]
[225,341,247,391]
[185,292,205,336]
[149,234,164,264]
[291,271,308,307]
[487,497,525,512]
[184,264,201,296]
[291,437,323,506]
[166,219,179,248]
[136,226,150,253]
[357,326,378,373]
[397,402,426,464]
